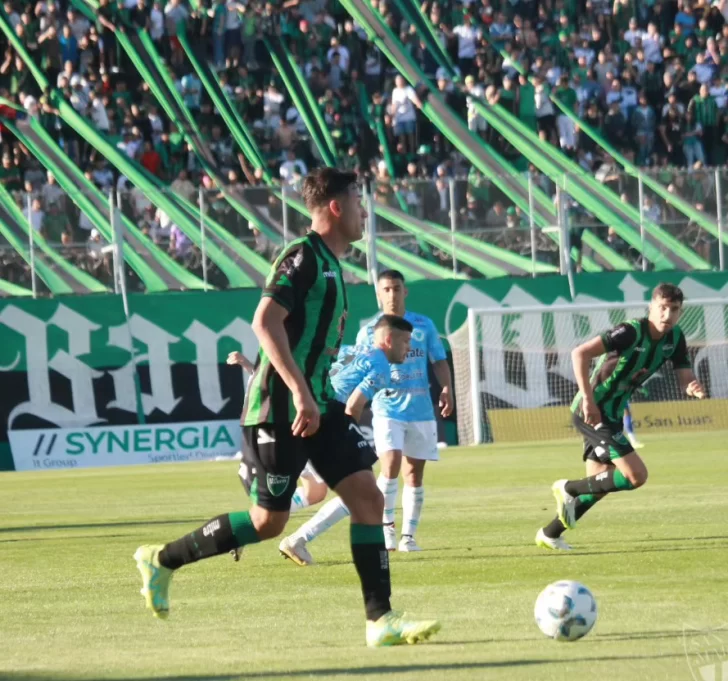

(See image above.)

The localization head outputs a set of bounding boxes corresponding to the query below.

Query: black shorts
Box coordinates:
[239,401,377,511]
[572,412,634,464]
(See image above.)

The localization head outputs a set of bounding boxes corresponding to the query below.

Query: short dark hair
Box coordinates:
[377,269,405,283]
[374,314,413,333]
[301,168,357,210]
[652,283,684,305]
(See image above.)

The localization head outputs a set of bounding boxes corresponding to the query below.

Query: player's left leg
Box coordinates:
[538,459,609,551]
[400,457,426,552]
[554,450,646,530]
[398,420,439,551]
[373,416,406,551]
[135,425,304,618]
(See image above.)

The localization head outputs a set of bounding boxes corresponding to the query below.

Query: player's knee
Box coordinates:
[403,469,424,487]
[627,468,648,489]
[250,507,289,539]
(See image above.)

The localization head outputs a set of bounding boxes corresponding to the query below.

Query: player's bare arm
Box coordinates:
[226,351,255,374]
[432,359,454,418]
[252,297,320,437]
[345,388,369,423]
[571,336,607,426]
[676,368,706,399]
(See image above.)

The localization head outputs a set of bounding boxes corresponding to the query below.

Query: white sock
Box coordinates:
[295,496,350,543]
[377,474,398,525]
[401,485,424,537]
[289,487,309,513]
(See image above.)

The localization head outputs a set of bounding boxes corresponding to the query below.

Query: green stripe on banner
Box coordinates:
[551,98,728,249]
[478,102,710,271]
[9,119,202,292]
[339,0,618,273]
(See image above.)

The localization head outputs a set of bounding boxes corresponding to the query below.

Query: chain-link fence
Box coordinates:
[4,170,726,297]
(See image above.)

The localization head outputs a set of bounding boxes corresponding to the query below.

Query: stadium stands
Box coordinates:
[0,0,726,293]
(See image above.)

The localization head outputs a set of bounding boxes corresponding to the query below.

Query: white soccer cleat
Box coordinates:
[626,433,644,449]
[278,535,314,566]
[383,523,397,551]
[398,535,422,552]
[535,528,572,551]
[552,479,578,529]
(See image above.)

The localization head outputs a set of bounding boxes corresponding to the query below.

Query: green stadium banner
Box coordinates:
[1,272,727,470]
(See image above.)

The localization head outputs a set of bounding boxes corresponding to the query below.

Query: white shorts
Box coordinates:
[300,461,324,484]
[372,417,439,461]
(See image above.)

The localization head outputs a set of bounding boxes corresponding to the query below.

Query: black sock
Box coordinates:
[542,494,602,539]
[350,524,391,622]
[564,469,634,497]
[158,511,260,570]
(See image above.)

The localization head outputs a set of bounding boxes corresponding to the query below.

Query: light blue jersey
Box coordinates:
[330,344,391,404]
[356,311,446,422]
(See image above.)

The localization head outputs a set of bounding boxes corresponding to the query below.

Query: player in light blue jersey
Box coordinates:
[277,314,413,566]
[358,270,454,552]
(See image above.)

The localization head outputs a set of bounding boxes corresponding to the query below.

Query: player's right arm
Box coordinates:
[572,336,606,426]
[345,389,369,423]
[253,244,319,437]
[345,354,390,422]
[572,322,637,426]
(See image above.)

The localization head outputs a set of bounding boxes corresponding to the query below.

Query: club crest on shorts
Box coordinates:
[683,624,728,681]
[266,474,291,497]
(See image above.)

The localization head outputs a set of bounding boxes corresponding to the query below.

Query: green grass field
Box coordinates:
[1,431,727,681]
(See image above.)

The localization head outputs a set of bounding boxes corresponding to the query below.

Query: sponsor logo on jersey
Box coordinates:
[405,348,426,359]
[323,271,337,278]
[663,344,674,353]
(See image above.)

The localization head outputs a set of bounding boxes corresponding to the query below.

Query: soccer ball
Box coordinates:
[534,580,597,641]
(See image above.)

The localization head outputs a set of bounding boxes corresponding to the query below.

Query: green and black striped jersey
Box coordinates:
[242,231,348,427]
[571,318,691,425]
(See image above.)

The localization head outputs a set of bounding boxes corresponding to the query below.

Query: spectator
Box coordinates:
[390,74,422,154]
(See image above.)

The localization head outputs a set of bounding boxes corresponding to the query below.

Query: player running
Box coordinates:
[279,316,413,565]
[536,283,706,551]
[134,168,441,647]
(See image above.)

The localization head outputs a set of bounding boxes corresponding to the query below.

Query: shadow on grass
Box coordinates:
[0,652,688,681]
[0,519,204,535]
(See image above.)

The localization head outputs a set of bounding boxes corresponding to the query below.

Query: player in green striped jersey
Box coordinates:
[133,168,440,647]
[537,283,706,551]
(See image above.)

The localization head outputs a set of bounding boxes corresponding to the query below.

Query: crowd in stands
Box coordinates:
[0,0,726,290]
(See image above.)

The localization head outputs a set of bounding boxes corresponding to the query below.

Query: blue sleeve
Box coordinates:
[356,356,390,400]
[426,318,447,362]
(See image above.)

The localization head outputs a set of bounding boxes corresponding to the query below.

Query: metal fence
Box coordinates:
[3,168,726,297]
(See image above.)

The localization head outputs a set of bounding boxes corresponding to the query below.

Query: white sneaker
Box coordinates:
[278,535,314,566]
[552,479,578,529]
[535,528,572,551]
[398,535,422,552]
[384,523,397,551]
